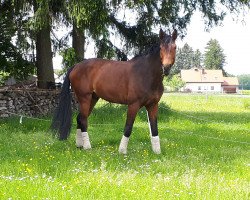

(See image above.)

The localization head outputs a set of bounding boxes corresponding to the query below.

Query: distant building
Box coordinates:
[180,68,239,93]
[222,77,239,93]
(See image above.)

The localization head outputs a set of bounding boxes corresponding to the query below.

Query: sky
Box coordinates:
[53,10,250,76]
[178,11,250,75]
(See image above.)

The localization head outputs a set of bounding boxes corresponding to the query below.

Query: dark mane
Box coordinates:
[131,44,160,60]
[131,34,172,60]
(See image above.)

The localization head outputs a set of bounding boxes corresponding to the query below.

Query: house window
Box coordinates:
[198,86,201,90]
[211,86,214,90]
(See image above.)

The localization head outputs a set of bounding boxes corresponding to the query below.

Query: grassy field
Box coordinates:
[0,94,249,199]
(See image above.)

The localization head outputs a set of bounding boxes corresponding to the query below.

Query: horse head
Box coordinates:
[159,29,177,75]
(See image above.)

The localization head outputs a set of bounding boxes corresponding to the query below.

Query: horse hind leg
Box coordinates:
[75,95,92,149]
[88,93,99,116]
[76,113,91,149]
[76,94,99,149]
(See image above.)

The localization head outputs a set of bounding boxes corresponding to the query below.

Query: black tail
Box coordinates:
[51,67,74,140]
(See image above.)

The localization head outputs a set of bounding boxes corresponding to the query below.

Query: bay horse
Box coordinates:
[51,29,177,154]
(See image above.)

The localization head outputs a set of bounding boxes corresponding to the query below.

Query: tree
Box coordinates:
[1,0,250,87]
[61,0,250,64]
[238,74,250,90]
[0,0,35,82]
[193,49,203,68]
[204,39,226,72]
[171,44,202,74]
[0,0,56,88]
[164,75,186,92]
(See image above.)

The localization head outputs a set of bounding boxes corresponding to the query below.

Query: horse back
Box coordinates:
[69,58,134,104]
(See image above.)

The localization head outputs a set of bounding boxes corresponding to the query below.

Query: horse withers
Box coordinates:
[51,29,177,154]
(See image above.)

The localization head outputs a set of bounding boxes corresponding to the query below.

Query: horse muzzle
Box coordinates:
[162,64,172,76]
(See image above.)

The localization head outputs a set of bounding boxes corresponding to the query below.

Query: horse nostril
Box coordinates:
[162,64,172,68]
[162,66,171,76]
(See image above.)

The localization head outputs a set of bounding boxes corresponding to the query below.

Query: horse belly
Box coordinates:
[93,72,129,104]
[94,82,128,104]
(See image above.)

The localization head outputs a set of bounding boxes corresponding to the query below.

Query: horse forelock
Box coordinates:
[163,35,172,44]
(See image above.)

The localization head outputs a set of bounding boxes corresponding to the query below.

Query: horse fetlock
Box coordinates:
[82,132,91,149]
[151,136,161,154]
[119,135,129,154]
[76,130,91,149]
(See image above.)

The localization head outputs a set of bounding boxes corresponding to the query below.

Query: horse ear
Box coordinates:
[159,28,165,40]
[172,29,177,41]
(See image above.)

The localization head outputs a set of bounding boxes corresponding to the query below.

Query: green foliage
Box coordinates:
[0,1,35,82]
[60,48,77,71]
[193,49,202,68]
[164,75,186,91]
[1,0,250,85]
[238,74,250,90]
[242,90,250,95]
[67,0,110,39]
[171,44,202,74]
[204,39,226,71]
[0,95,249,199]
[0,71,10,85]
[29,0,51,31]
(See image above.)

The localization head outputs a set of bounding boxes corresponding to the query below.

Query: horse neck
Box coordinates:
[146,53,164,81]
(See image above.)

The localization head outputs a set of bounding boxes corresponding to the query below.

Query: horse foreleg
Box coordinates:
[76,96,92,149]
[119,104,139,154]
[146,103,161,154]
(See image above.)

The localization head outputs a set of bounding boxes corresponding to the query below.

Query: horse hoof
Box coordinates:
[119,148,127,154]
[83,144,91,150]
[152,148,161,154]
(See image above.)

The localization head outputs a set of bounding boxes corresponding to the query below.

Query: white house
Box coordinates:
[180,68,239,93]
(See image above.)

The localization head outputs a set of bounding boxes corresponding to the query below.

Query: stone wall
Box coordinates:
[0,89,78,118]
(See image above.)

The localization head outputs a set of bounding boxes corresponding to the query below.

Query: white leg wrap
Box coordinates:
[76,129,83,147]
[119,135,129,154]
[151,136,161,154]
[76,129,91,149]
[82,132,91,149]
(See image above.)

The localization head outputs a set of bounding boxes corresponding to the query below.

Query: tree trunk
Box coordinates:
[36,25,55,89]
[72,23,85,62]
[33,1,54,89]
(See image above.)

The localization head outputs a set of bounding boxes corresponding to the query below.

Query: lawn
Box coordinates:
[0,94,249,199]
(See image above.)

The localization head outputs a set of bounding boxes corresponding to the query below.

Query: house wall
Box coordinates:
[183,83,222,93]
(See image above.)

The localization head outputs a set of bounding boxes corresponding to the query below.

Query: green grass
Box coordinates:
[0,94,249,199]
[242,90,250,95]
